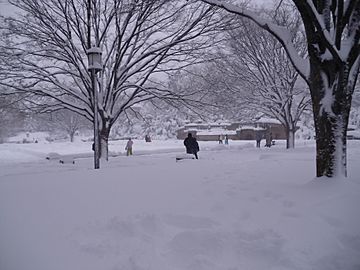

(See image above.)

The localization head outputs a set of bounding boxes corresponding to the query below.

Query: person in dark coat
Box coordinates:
[183,133,200,159]
[265,131,273,147]
[255,130,262,148]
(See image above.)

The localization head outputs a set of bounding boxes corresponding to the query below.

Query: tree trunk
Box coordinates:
[313,109,348,177]
[69,131,75,142]
[310,60,352,177]
[99,125,110,161]
[286,129,296,149]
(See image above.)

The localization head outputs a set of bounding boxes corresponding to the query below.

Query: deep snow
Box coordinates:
[0,139,360,270]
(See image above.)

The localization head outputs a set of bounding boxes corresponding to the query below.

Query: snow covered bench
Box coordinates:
[46,152,62,160]
[176,153,195,161]
[59,157,75,164]
[46,153,75,164]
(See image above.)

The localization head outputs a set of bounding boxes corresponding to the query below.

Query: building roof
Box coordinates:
[196,129,237,136]
[183,122,231,128]
[256,117,281,125]
[238,125,256,130]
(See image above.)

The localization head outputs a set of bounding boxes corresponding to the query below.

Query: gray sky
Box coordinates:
[0,0,17,16]
[0,0,272,16]
[0,0,273,16]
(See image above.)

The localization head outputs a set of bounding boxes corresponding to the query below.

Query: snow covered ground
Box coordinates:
[0,139,360,270]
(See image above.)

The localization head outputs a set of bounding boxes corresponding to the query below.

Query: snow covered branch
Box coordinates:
[201,0,310,81]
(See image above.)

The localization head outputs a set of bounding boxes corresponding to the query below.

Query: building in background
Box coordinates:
[176,117,288,141]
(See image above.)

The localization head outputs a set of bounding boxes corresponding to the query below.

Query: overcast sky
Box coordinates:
[0,0,16,16]
[0,0,272,16]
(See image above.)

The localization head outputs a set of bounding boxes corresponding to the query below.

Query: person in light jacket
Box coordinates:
[125,138,133,156]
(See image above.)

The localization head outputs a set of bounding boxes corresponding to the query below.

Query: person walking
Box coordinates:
[218,135,223,144]
[255,130,262,148]
[265,131,273,147]
[145,134,151,142]
[224,134,229,145]
[125,138,133,156]
[183,133,200,159]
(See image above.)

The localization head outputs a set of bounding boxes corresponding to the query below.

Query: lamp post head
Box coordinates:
[87,47,102,72]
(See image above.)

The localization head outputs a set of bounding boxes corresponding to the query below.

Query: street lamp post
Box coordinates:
[87,47,102,169]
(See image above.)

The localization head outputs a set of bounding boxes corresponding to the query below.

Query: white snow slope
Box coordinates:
[0,139,359,270]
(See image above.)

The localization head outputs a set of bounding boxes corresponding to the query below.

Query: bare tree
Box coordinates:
[0,94,26,142]
[215,11,310,149]
[201,0,360,177]
[163,59,256,125]
[0,0,223,160]
[49,110,88,142]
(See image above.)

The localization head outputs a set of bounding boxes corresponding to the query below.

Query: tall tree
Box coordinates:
[176,63,259,122]
[216,13,310,149]
[49,110,87,142]
[201,0,360,177]
[0,94,26,142]
[0,0,222,160]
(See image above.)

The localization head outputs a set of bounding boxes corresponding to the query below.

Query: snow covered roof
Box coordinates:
[254,127,266,131]
[196,130,237,136]
[256,117,281,125]
[238,126,255,130]
[347,130,360,138]
[348,124,358,131]
[185,123,210,127]
[184,122,231,128]
[208,122,232,126]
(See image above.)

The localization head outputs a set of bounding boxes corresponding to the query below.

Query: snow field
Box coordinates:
[0,140,360,270]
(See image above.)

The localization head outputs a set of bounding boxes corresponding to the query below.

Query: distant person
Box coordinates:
[92,139,101,156]
[255,130,262,148]
[265,132,273,147]
[125,138,133,156]
[218,135,223,144]
[183,133,200,159]
[224,134,229,145]
[193,138,200,159]
[145,134,151,142]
